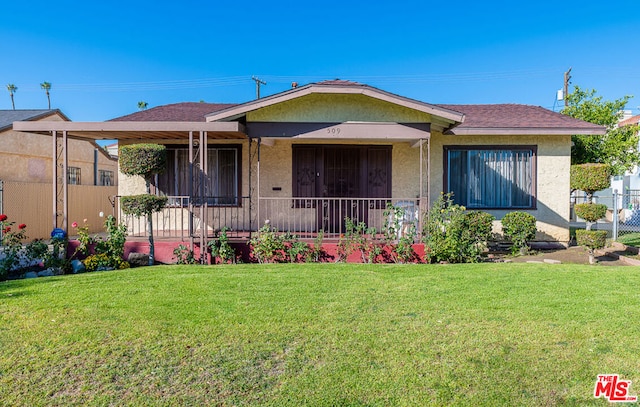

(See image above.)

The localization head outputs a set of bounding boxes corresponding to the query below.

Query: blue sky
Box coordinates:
[1,0,639,122]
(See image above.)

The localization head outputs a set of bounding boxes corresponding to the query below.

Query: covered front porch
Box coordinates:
[13,120,433,247]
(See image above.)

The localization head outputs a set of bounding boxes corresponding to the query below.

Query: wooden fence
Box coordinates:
[1,181,117,241]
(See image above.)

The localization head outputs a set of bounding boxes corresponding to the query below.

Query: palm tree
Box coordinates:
[6,84,17,110]
[137,101,148,111]
[40,81,52,109]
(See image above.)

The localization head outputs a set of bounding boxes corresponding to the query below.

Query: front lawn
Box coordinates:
[1,263,639,406]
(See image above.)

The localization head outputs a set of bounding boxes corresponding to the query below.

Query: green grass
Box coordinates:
[2,263,639,406]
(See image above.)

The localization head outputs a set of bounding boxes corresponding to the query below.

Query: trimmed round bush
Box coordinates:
[575,229,607,250]
[119,144,167,179]
[574,203,607,223]
[570,164,611,195]
[501,211,537,254]
[120,194,168,217]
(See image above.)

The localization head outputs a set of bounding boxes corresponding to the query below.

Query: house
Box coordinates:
[610,114,640,192]
[1,109,118,238]
[0,109,118,185]
[13,81,605,250]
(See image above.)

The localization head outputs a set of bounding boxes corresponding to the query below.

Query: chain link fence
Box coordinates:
[572,189,640,240]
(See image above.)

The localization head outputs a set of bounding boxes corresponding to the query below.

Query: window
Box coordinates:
[68,167,81,185]
[445,146,536,209]
[155,146,241,206]
[99,170,114,186]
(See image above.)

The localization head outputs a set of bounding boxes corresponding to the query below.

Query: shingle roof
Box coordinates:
[315,79,365,86]
[0,109,62,132]
[619,114,640,127]
[437,104,605,133]
[109,102,237,122]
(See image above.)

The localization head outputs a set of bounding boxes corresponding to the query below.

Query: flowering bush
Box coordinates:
[0,214,29,278]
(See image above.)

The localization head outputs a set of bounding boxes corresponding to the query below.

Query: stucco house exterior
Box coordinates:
[1,109,119,239]
[13,80,605,247]
[0,109,118,185]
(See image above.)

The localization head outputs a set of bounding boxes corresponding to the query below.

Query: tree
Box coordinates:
[6,84,17,110]
[40,81,52,109]
[119,144,167,265]
[562,86,640,176]
[137,101,148,110]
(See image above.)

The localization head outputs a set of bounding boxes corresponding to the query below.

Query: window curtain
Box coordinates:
[449,149,532,208]
[156,147,238,205]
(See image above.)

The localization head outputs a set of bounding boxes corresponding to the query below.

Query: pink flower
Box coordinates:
[18,223,26,230]
[72,222,78,228]
[0,214,7,222]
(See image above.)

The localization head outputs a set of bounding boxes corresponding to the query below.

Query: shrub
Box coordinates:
[209,228,236,264]
[501,211,537,255]
[94,215,128,262]
[576,229,608,264]
[574,203,607,223]
[424,194,495,263]
[119,144,167,179]
[83,253,129,272]
[570,164,611,202]
[120,195,168,217]
[173,244,197,265]
[249,224,286,263]
[342,217,382,263]
[575,229,607,250]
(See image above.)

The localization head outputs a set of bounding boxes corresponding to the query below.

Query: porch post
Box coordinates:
[427,138,431,211]
[202,131,208,261]
[52,130,57,231]
[198,131,205,264]
[62,130,69,232]
[257,138,261,230]
[188,131,194,251]
[248,138,253,237]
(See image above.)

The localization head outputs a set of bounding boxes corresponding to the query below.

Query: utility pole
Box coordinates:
[563,67,572,106]
[252,76,266,99]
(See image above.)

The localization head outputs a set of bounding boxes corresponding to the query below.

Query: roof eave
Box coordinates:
[445,127,607,136]
[12,120,247,141]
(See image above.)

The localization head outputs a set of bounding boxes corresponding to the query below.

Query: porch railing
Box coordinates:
[115,196,253,240]
[115,196,424,240]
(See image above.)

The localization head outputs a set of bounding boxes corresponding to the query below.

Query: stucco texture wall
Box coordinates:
[0,114,117,184]
[429,133,571,242]
[246,94,433,123]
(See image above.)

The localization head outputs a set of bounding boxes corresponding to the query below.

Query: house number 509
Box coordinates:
[327,127,341,134]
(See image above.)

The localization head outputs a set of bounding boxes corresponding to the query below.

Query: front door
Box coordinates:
[322,146,366,233]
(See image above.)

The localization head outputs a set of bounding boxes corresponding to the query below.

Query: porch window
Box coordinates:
[155,146,241,206]
[445,146,536,209]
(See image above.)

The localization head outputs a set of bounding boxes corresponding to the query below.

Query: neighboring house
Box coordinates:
[0,109,119,239]
[13,81,605,244]
[610,113,640,192]
[0,110,118,186]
